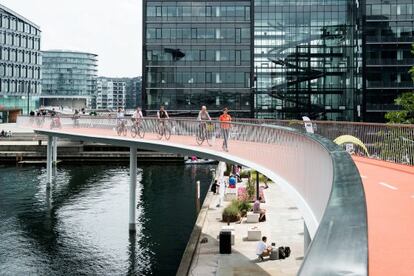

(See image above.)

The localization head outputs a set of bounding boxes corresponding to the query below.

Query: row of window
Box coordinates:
[0,63,40,79]
[366,24,414,39]
[367,4,414,16]
[0,30,40,50]
[147,27,250,42]
[254,1,348,10]
[146,90,251,111]
[147,49,250,63]
[1,47,40,64]
[147,5,250,20]
[0,14,39,35]
[0,79,40,93]
[148,71,250,86]
[43,57,97,64]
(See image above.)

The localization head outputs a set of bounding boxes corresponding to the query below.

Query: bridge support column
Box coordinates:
[46,136,53,183]
[304,222,311,253]
[129,147,137,232]
[52,137,57,165]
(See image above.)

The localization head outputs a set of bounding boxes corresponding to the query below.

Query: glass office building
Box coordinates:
[143,0,253,117]
[143,0,413,122]
[41,50,98,109]
[0,4,41,116]
[254,0,361,120]
[363,0,414,122]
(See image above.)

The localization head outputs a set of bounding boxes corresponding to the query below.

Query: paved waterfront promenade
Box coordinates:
[189,179,304,276]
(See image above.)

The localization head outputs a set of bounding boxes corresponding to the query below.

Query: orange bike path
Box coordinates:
[353,156,414,276]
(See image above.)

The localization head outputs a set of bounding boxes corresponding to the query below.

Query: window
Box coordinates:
[236,50,241,65]
[156,28,162,39]
[206,72,212,83]
[156,6,162,17]
[206,6,212,17]
[235,28,241,43]
[199,50,206,61]
[191,28,197,39]
[148,6,156,16]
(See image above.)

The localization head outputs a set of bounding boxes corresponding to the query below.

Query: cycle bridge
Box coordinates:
[16,116,414,275]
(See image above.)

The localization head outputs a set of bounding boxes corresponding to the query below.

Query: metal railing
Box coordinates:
[228,118,414,166]
[17,115,368,275]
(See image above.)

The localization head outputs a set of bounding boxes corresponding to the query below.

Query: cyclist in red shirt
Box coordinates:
[219,107,232,151]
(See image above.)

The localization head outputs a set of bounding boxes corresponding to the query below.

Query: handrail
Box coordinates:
[16,115,368,275]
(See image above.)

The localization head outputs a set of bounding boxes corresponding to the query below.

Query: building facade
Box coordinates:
[96,77,126,110]
[143,0,253,117]
[363,0,414,122]
[254,0,362,121]
[143,0,413,122]
[126,77,142,109]
[0,4,41,118]
[41,50,97,109]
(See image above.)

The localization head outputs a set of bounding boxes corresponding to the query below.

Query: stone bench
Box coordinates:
[247,226,262,241]
[246,212,259,223]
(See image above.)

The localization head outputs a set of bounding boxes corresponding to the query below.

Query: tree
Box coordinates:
[385,45,414,124]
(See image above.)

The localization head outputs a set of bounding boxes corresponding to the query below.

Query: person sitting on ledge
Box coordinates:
[253,196,266,222]
[256,236,272,261]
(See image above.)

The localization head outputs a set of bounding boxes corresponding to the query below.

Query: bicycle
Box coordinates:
[196,121,212,146]
[131,119,145,138]
[156,120,171,140]
[116,120,128,136]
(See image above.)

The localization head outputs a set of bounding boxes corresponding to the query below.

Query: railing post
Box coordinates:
[46,136,53,183]
[129,147,137,232]
[52,137,57,165]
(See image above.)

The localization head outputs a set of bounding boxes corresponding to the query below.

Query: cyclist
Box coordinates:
[197,106,211,141]
[197,105,211,121]
[72,109,80,127]
[156,105,169,136]
[219,107,232,151]
[132,107,143,126]
[116,107,126,130]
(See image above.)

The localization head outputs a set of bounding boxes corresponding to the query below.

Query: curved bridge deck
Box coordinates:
[353,156,414,276]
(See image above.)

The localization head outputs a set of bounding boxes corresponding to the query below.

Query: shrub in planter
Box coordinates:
[222,204,240,222]
[236,200,252,217]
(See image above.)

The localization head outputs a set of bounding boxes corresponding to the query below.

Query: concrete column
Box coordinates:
[304,222,311,253]
[129,147,137,232]
[46,136,53,183]
[52,137,57,165]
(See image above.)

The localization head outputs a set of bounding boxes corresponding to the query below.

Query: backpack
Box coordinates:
[284,247,291,258]
[278,247,286,259]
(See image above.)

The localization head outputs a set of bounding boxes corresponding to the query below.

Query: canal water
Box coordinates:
[0,163,214,275]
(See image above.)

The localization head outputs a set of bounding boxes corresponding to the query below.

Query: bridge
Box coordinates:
[16,116,414,275]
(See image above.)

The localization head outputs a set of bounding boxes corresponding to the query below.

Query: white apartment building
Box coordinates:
[96,78,126,110]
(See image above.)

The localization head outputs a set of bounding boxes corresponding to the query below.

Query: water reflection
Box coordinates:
[0,163,213,275]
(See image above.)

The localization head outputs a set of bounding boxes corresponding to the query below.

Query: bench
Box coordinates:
[246,212,259,223]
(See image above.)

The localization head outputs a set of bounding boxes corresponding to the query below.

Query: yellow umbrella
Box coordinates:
[333,135,369,156]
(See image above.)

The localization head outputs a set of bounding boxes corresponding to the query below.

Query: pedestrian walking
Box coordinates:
[219,107,232,151]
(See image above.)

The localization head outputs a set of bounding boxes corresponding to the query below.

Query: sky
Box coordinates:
[0,0,142,77]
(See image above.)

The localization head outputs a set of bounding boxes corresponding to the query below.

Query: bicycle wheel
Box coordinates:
[138,126,145,138]
[204,129,211,146]
[156,124,163,139]
[123,126,127,136]
[196,128,204,145]
[164,127,171,140]
[131,126,137,138]
[117,125,122,136]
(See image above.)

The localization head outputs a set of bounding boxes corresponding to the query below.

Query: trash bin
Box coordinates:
[219,231,231,254]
